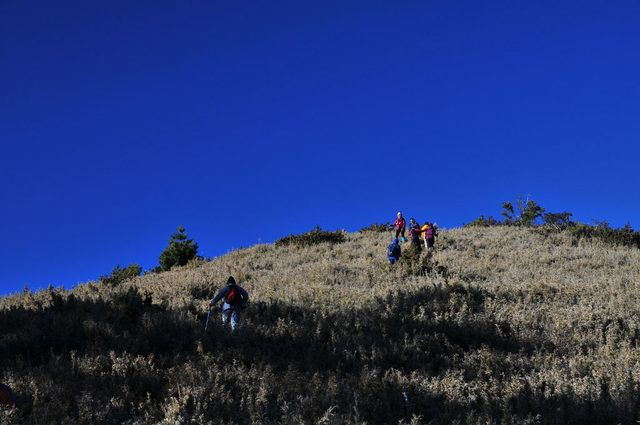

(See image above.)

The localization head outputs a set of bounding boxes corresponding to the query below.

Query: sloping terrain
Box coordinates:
[1,226,640,424]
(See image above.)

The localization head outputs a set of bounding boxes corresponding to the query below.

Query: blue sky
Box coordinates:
[2,1,639,296]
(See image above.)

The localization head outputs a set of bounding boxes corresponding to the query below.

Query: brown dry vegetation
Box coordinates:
[1,226,640,424]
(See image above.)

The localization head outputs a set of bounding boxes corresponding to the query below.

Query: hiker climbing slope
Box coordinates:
[387,238,402,265]
[209,276,249,331]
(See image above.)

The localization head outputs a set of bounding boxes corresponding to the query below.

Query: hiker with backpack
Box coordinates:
[209,276,248,330]
[0,382,17,409]
[387,238,401,264]
[391,211,406,243]
[421,222,431,249]
[425,222,438,249]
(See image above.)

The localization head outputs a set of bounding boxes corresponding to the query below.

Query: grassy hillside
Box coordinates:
[1,226,640,424]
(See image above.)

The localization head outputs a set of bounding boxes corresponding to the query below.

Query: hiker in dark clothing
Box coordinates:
[387,238,401,264]
[408,220,425,252]
[0,383,17,409]
[209,276,249,330]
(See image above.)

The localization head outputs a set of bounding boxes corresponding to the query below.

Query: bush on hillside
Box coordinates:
[570,220,640,249]
[158,226,199,271]
[468,198,640,249]
[99,263,142,287]
[541,211,575,231]
[463,215,500,228]
[464,196,640,251]
[145,266,164,275]
[275,225,345,247]
[359,222,391,233]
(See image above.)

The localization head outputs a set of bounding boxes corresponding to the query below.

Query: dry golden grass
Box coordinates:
[1,226,640,424]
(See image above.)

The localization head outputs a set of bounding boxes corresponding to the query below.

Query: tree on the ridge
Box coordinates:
[158,225,199,271]
[501,194,545,226]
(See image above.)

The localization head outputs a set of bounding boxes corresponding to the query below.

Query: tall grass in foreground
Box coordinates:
[1,227,640,424]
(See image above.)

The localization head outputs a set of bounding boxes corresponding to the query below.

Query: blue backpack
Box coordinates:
[388,243,401,258]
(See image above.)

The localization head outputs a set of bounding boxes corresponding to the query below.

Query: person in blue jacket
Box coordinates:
[0,382,17,409]
[387,238,401,265]
[209,276,249,330]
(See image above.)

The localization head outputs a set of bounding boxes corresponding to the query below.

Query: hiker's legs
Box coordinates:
[222,309,231,325]
[389,257,396,265]
[423,238,428,249]
[427,238,434,249]
[230,310,240,330]
[221,308,241,329]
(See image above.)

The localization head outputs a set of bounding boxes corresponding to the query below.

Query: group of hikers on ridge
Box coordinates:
[202,212,436,329]
[388,211,437,264]
[206,213,437,329]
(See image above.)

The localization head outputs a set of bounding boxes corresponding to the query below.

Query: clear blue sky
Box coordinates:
[2,1,639,296]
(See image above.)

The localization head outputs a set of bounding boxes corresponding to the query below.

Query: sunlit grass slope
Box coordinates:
[1,226,640,424]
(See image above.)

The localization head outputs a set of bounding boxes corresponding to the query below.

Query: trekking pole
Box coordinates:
[205,308,211,330]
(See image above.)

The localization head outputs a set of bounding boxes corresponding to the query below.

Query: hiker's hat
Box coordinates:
[227,276,236,284]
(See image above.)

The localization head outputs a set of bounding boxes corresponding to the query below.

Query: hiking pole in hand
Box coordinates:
[205,307,211,331]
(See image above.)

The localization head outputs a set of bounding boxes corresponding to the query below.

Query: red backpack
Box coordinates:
[225,285,242,306]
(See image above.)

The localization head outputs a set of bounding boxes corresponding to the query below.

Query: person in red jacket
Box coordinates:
[391,211,406,243]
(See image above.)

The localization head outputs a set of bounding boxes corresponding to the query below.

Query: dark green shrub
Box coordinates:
[144,266,163,275]
[275,225,345,247]
[158,226,199,271]
[541,211,575,231]
[463,215,500,228]
[359,222,391,233]
[570,221,640,249]
[99,263,142,287]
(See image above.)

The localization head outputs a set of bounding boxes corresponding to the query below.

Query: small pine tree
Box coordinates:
[158,226,199,271]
